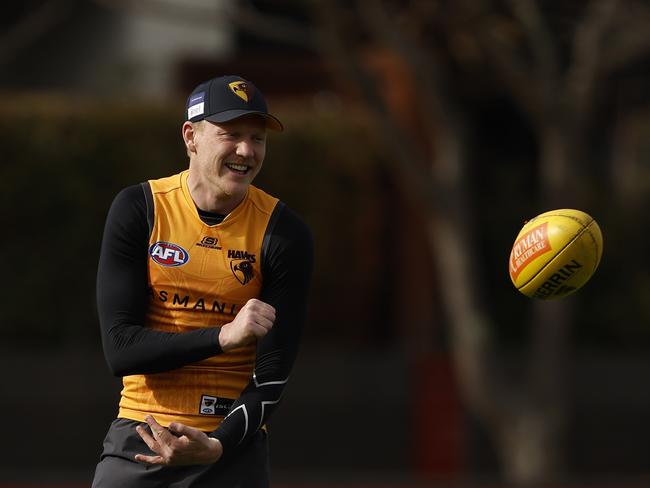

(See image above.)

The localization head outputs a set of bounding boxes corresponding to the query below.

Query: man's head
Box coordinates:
[185,75,283,131]
[182,75,281,213]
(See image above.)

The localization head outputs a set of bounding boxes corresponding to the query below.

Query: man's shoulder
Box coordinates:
[112,183,146,209]
[105,184,148,237]
[248,187,309,233]
[248,185,280,216]
[272,203,312,246]
[148,171,185,194]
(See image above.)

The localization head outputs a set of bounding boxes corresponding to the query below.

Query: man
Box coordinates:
[92,75,313,487]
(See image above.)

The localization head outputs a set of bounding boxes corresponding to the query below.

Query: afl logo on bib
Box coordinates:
[149,241,189,267]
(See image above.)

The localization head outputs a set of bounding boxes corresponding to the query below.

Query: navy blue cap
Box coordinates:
[186,75,283,131]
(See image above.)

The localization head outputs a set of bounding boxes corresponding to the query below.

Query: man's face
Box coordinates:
[191,115,267,201]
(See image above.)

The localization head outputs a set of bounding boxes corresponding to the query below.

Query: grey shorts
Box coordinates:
[91,418,269,488]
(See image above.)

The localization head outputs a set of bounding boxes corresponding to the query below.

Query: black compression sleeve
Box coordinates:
[210,204,313,451]
[96,185,222,376]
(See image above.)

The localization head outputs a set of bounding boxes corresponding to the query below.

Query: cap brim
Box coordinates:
[204,110,284,132]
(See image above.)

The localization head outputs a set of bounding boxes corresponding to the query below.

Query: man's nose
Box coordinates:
[236,140,255,158]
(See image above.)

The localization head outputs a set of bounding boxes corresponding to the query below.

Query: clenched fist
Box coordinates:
[218,298,276,351]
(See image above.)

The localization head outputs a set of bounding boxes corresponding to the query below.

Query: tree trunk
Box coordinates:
[430,121,573,485]
[495,123,577,485]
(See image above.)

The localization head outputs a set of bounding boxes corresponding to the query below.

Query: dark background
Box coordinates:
[1,1,649,486]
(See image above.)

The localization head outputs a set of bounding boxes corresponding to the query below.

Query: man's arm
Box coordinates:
[210,204,313,452]
[97,185,223,376]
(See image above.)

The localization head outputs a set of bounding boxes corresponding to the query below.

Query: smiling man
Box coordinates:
[92,75,313,488]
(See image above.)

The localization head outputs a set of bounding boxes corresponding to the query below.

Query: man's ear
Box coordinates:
[182,121,198,155]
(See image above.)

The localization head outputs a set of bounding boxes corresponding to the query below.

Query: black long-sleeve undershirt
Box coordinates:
[96,184,313,451]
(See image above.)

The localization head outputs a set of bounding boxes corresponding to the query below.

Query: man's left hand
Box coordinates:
[135,415,223,466]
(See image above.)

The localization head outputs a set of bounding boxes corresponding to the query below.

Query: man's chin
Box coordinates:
[220,182,249,200]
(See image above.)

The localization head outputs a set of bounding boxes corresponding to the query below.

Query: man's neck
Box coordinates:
[187,172,245,215]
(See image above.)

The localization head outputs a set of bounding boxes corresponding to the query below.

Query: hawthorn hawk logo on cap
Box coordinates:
[228,81,253,102]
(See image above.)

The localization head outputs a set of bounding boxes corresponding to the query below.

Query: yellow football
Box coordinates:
[508,209,603,299]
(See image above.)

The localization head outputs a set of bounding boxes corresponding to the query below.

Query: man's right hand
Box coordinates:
[218,298,276,351]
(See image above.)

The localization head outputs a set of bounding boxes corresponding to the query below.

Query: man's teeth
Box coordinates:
[226,163,248,172]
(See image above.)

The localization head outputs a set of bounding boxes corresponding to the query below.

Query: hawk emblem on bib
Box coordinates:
[230,259,255,285]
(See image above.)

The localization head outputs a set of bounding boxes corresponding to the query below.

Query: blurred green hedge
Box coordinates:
[2,95,649,351]
[0,96,400,347]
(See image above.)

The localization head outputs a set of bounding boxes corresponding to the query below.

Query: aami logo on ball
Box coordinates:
[149,241,189,267]
[509,222,551,280]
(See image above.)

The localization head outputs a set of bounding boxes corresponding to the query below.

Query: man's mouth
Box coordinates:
[225,163,250,175]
